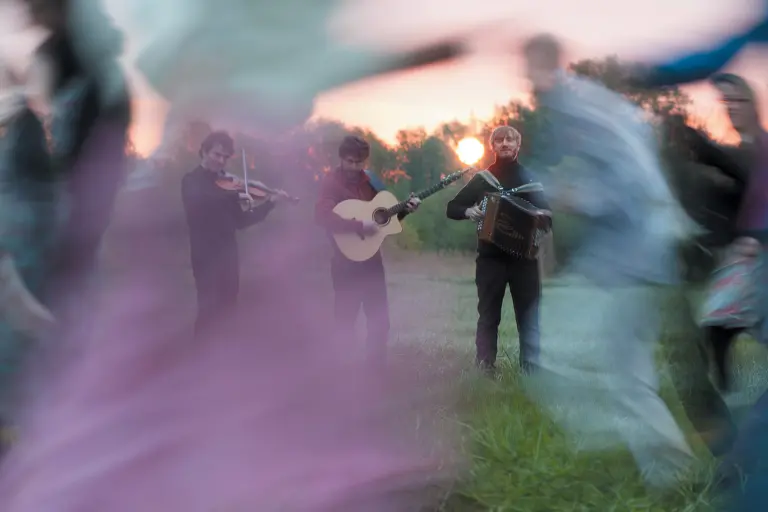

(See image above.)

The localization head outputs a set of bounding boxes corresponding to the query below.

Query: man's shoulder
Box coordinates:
[181,167,207,192]
[182,167,203,179]
[317,170,341,191]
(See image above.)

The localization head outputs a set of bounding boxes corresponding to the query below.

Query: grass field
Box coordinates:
[101,204,767,511]
[376,252,768,511]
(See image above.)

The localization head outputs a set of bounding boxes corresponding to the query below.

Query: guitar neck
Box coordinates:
[385,180,452,217]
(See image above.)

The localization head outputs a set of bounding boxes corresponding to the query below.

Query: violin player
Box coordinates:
[181,131,289,337]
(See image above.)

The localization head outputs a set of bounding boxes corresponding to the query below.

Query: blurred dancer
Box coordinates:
[22,0,131,325]
[129,0,482,173]
[446,126,549,374]
[629,3,768,87]
[182,131,288,337]
[315,136,420,365]
[0,64,58,448]
[661,109,753,457]
[130,0,471,135]
[521,34,695,489]
[0,140,455,512]
[697,74,764,391]
[703,76,768,509]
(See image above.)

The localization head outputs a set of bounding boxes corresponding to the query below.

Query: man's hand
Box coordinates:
[268,189,291,203]
[404,194,421,213]
[238,192,255,210]
[360,220,379,236]
[465,205,484,222]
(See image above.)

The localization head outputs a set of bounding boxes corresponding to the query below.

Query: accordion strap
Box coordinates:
[477,170,503,190]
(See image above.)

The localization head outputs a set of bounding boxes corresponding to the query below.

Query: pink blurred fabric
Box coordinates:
[0,181,458,511]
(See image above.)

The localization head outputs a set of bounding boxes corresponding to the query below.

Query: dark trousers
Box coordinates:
[664,286,737,457]
[475,255,541,370]
[708,325,742,392]
[193,266,239,338]
[331,257,390,361]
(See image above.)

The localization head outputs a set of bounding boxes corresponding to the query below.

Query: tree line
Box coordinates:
[130,56,709,256]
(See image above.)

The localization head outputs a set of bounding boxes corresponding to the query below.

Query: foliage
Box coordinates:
[132,55,705,254]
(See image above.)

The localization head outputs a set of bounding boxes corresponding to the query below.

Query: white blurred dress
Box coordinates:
[526,73,696,489]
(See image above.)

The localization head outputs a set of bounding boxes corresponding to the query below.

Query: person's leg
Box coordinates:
[331,259,363,351]
[709,326,741,392]
[361,261,390,365]
[602,286,694,489]
[718,388,768,510]
[662,287,737,456]
[193,271,225,339]
[474,256,507,371]
[507,259,541,373]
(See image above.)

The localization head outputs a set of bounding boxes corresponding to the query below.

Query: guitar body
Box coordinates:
[332,191,403,262]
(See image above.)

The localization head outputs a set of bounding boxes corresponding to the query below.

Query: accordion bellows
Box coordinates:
[477,192,552,260]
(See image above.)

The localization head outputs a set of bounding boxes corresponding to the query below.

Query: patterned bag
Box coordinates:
[699,256,760,329]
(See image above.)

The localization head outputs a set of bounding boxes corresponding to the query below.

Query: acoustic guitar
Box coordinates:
[332,170,467,261]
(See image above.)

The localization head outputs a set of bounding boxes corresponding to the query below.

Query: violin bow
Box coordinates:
[241,148,253,204]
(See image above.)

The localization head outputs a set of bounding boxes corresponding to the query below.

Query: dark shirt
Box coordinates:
[315,168,409,262]
[446,159,550,258]
[181,166,275,279]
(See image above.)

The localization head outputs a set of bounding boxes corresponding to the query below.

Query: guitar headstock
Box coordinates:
[441,169,469,185]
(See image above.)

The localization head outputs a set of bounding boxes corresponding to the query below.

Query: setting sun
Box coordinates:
[456,137,484,166]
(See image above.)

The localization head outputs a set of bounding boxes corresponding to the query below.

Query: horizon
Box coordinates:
[0,0,765,155]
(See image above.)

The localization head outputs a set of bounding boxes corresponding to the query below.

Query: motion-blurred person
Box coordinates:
[0,62,58,449]
[127,0,486,174]
[182,131,289,337]
[0,134,455,512]
[659,109,750,459]
[690,74,765,392]
[446,126,550,374]
[622,17,768,506]
[22,0,131,325]
[129,0,472,136]
[701,75,768,509]
[315,135,420,365]
[627,2,768,88]
[521,34,696,490]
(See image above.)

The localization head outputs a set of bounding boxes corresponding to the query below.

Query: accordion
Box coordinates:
[477,186,552,260]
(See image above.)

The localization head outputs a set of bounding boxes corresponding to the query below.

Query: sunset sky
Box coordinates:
[1,0,766,155]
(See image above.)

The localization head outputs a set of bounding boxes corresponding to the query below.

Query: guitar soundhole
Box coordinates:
[373,208,390,226]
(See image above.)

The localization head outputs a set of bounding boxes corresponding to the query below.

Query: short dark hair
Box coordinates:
[522,33,562,67]
[199,131,234,158]
[338,135,370,161]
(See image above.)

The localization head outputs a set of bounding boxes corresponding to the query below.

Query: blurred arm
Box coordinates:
[378,41,465,76]
[634,20,768,87]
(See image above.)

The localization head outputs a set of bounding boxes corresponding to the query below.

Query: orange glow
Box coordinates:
[456,137,484,165]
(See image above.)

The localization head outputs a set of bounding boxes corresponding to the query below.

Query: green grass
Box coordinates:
[383,259,767,511]
[431,363,720,512]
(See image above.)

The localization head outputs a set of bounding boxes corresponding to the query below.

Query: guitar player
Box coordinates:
[446,126,550,375]
[315,135,420,365]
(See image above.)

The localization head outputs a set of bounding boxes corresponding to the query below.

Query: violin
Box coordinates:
[215,173,299,204]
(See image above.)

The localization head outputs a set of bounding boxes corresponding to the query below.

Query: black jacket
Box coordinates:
[678,127,751,248]
[446,159,550,258]
[181,167,275,282]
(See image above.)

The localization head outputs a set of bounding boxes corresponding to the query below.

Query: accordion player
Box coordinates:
[477,183,553,260]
